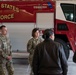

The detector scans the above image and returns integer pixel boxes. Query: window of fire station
[61,3,74,22]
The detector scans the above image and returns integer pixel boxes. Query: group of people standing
[0,25,68,75]
[27,28,68,75]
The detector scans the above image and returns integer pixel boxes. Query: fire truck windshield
[61,3,76,22]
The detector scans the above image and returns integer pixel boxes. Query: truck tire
[55,38,70,60]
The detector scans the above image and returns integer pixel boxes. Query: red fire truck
[0,0,76,59]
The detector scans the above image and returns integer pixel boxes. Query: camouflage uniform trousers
[0,61,14,75]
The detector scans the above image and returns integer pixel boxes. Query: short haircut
[42,29,54,39]
[0,25,6,30]
[32,28,39,37]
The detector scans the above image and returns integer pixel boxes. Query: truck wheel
[55,38,70,60]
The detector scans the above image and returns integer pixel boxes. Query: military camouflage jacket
[27,37,43,66]
[0,34,12,63]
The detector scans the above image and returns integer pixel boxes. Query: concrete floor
[6,51,76,75]
[67,51,76,75]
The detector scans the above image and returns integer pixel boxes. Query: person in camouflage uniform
[0,25,14,75]
[27,28,43,75]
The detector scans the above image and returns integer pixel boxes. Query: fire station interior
[0,0,76,75]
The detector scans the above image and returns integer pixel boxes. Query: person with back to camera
[32,29,68,75]
[27,28,43,75]
[0,25,14,75]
